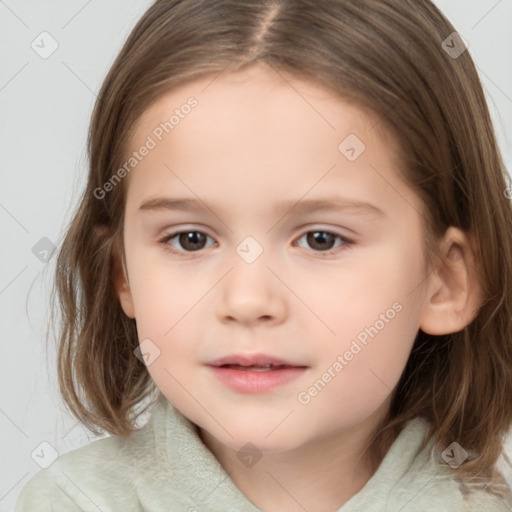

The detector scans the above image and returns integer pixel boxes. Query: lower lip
[208,366,307,393]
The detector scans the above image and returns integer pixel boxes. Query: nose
[215,255,287,327]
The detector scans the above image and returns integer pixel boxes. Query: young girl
[15,0,512,510]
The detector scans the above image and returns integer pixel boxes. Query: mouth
[208,354,306,368]
[207,354,308,393]
[216,363,294,372]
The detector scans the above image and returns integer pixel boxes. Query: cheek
[126,244,208,333]
[342,306,418,386]
[130,279,204,408]
[321,241,425,339]
[297,304,419,435]
[124,252,209,386]
[129,277,205,364]
[308,239,426,408]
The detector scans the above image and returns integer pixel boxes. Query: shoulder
[456,478,512,512]
[15,433,144,511]
[364,418,512,512]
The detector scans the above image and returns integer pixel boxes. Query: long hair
[53,0,512,497]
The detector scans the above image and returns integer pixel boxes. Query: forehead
[132,63,380,149]
[123,63,420,219]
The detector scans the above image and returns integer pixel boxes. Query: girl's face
[117,63,433,453]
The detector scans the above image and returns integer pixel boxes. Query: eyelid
[158,224,355,257]
[294,229,354,256]
[158,224,354,243]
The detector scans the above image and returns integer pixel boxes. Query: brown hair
[53,0,512,498]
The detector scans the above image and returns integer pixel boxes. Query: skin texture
[115,62,481,511]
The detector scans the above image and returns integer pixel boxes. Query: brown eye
[162,231,214,252]
[160,228,352,257]
[306,231,336,251]
[180,232,207,251]
[296,230,352,254]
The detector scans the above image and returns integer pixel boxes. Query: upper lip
[207,354,307,367]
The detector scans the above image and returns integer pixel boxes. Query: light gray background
[1,1,511,510]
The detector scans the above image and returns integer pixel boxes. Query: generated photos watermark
[297,301,403,405]
[94,96,198,200]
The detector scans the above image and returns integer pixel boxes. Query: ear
[111,234,136,319]
[419,227,482,335]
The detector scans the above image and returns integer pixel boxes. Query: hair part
[53,0,512,498]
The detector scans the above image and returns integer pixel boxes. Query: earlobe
[117,279,136,319]
[419,227,482,335]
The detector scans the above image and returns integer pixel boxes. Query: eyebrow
[138,196,385,218]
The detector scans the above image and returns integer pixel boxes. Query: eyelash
[158,228,354,258]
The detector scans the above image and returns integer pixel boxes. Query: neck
[199,409,395,512]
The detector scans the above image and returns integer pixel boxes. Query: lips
[208,354,306,369]
[219,364,288,372]
[207,354,308,393]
